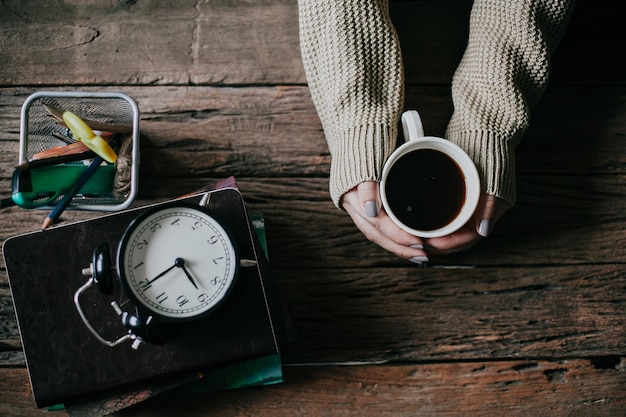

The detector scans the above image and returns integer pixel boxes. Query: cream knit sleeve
[446,0,576,206]
[298,0,404,208]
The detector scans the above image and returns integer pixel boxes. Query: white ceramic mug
[380,110,481,238]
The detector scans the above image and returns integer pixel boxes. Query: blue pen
[41,140,117,229]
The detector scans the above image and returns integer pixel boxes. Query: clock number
[121,206,236,320]
[138,279,152,291]
[156,292,169,304]
[176,295,189,307]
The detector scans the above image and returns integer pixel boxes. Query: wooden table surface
[1,0,625,416]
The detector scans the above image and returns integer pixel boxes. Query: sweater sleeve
[445,0,576,207]
[298,0,404,208]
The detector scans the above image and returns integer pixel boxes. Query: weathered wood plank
[0,0,620,87]
[0,0,623,415]
[205,176,626,268]
[0,168,624,270]
[0,182,622,365]
[0,367,51,417]
[0,0,304,86]
[0,173,624,271]
[276,264,626,363]
[3,359,625,417]
[121,360,626,417]
[1,85,624,180]
[0,0,477,87]
[3,263,624,365]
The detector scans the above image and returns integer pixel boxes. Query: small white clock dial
[118,205,238,321]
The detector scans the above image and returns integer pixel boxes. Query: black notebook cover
[4,188,281,408]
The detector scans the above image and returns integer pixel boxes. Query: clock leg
[120,310,178,346]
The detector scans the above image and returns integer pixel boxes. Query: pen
[41,139,117,229]
[41,155,105,229]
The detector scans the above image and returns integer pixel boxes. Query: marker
[62,111,117,163]
[41,139,117,229]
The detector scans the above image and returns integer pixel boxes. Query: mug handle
[401,110,425,142]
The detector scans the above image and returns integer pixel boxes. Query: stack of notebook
[3,183,292,416]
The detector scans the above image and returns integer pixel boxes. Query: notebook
[4,187,286,408]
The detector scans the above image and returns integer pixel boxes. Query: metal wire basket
[20,91,140,211]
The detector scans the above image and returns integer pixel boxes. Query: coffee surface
[384,149,466,231]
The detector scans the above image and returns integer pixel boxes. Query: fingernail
[409,256,429,266]
[410,244,424,250]
[478,219,492,237]
[364,200,378,218]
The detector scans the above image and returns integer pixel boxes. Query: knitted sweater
[298,0,576,208]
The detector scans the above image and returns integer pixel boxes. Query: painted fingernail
[364,200,378,218]
[409,256,429,265]
[410,244,424,250]
[478,219,492,237]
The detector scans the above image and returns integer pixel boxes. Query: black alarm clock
[74,196,256,349]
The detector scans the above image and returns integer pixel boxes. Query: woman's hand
[424,194,511,255]
[341,182,429,265]
[340,181,511,264]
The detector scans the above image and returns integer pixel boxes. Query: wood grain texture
[0,0,304,86]
[0,0,470,87]
[2,261,625,366]
[0,0,624,415]
[2,0,622,87]
[3,360,625,417]
[2,85,625,180]
[276,264,626,363]
[124,361,626,417]
[0,172,623,272]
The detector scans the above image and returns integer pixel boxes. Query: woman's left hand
[424,194,511,254]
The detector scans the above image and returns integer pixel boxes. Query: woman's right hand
[341,181,430,265]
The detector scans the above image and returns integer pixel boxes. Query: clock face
[117,204,238,321]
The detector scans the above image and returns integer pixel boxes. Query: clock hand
[146,263,177,285]
[181,266,199,289]
[174,258,199,289]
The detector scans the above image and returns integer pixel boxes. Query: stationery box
[20,91,140,211]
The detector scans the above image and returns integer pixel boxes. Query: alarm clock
[75,199,255,349]
[118,203,239,321]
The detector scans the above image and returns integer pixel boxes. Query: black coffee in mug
[383,149,466,231]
